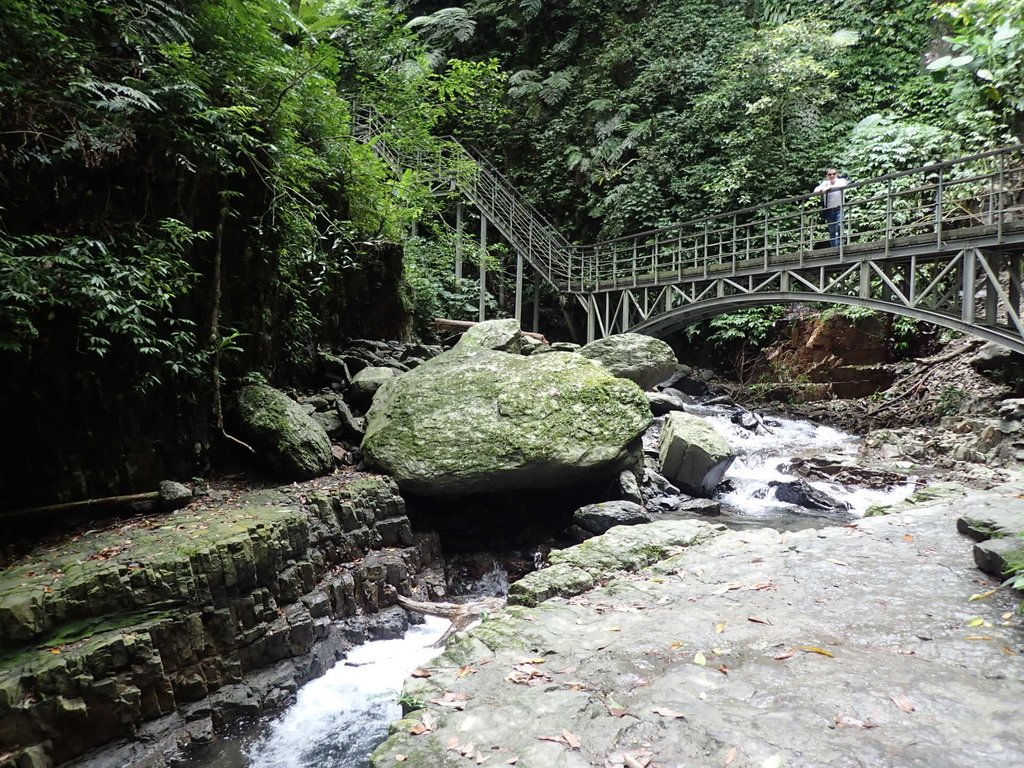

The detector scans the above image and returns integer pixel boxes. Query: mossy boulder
[455,318,524,353]
[237,384,333,480]
[659,411,735,497]
[362,345,652,495]
[349,366,400,409]
[579,333,678,390]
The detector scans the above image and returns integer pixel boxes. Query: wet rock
[579,333,678,390]
[508,520,722,606]
[573,501,651,535]
[362,341,651,495]
[768,479,851,514]
[973,537,1024,579]
[158,481,192,511]
[618,470,643,505]
[334,398,366,441]
[647,390,690,416]
[658,412,735,498]
[236,384,333,481]
[454,318,524,353]
[676,498,722,516]
[349,366,400,409]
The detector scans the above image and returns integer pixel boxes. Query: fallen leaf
[409,711,437,735]
[966,617,987,628]
[890,693,915,713]
[903,534,914,542]
[624,755,647,768]
[520,657,546,664]
[49,648,61,655]
[411,668,431,678]
[1001,646,1020,655]
[966,635,993,641]
[747,616,772,625]
[670,640,685,650]
[762,755,783,768]
[431,692,470,710]
[715,622,726,634]
[607,625,622,632]
[835,713,878,729]
[725,746,738,767]
[799,646,834,658]
[458,664,477,677]
[562,729,581,750]
[1003,611,1015,620]
[717,664,730,675]
[395,755,407,762]
[828,559,849,566]
[693,651,708,666]
[969,588,999,601]
[773,649,797,661]
[504,758,518,765]
[652,706,686,719]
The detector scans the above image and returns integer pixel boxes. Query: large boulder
[349,366,400,409]
[579,333,678,390]
[236,384,333,480]
[362,346,652,495]
[455,318,524,353]
[658,412,735,497]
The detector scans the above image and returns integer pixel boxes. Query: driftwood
[397,594,506,648]
[2,491,160,523]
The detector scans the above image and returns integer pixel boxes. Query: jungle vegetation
[0,0,1022,502]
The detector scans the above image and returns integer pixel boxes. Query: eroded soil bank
[374,481,1024,768]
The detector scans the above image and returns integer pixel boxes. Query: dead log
[397,594,506,648]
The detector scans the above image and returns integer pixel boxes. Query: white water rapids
[185,409,917,768]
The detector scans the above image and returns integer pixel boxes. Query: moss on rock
[237,384,333,480]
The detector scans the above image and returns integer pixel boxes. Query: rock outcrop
[579,333,678,390]
[0,477,443,768]
[362,344,652,495]
[236,384,333,480]
[658,412,735,497]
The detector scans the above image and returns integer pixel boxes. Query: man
[814,168,848,247]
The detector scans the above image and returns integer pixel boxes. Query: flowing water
[188,409,917,767]
[657,405,918,530]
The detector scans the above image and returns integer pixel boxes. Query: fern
[406,8,477,46]
[70,79,161,113]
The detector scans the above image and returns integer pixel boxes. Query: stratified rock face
[237,384,333,480]
[658,412,735,498]
[362,346,652,495]
[579,333,678,390]
[0,477,442,768]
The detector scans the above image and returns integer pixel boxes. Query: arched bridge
[354,110,1024,354]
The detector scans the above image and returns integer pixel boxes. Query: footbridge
[354,109,1024,354]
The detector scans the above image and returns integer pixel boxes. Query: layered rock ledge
[0,476,442,768]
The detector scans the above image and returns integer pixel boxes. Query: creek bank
[372,480,1024,768]
[0,475,446,768]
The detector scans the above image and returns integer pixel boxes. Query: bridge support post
[859,262,870,298]
[961,248,976,323]
[455,203,464,280]
[1011,255,1022,320]
[587,294,597,343]
[479,214,488,322]
[532,272,540,333]
[514,250,524,324]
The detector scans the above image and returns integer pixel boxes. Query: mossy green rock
[237,384,333,480]
[362,346,651,495]
[659,411,735,497]
[579,332,678,390]
[454,318,523,352]
[508,519,722,606]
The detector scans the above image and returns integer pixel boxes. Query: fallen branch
[398,594,506,648]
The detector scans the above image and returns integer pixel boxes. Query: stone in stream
[658,411,735,498]
[579,332,678,390]
[647,389,691,416]
[236,384,333,480]
[768,478,851,515]
[573,500,652,535]
[362,335,652,496]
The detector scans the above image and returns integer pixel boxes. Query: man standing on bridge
[814,167,848,247]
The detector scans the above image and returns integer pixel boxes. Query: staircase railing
[352,106,576,289]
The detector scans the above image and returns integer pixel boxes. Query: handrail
[353,105,1024,297]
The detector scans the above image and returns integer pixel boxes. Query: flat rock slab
[957,493,1024,579]
[374,482,1024,768]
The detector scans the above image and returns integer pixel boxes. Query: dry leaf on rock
[651,706,686,719]
[747,616,772,625]
[890,693,915,713]
[410,668,431,678]
[834,713,878,729]
[724,746,738,766]
[799,645,834,657]
[409,711,437,735]
[432,691,470,710]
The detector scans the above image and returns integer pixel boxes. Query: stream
[182,408,920,768]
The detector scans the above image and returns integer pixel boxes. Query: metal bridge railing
[580,145,1024,293]
[352,106,577,289]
